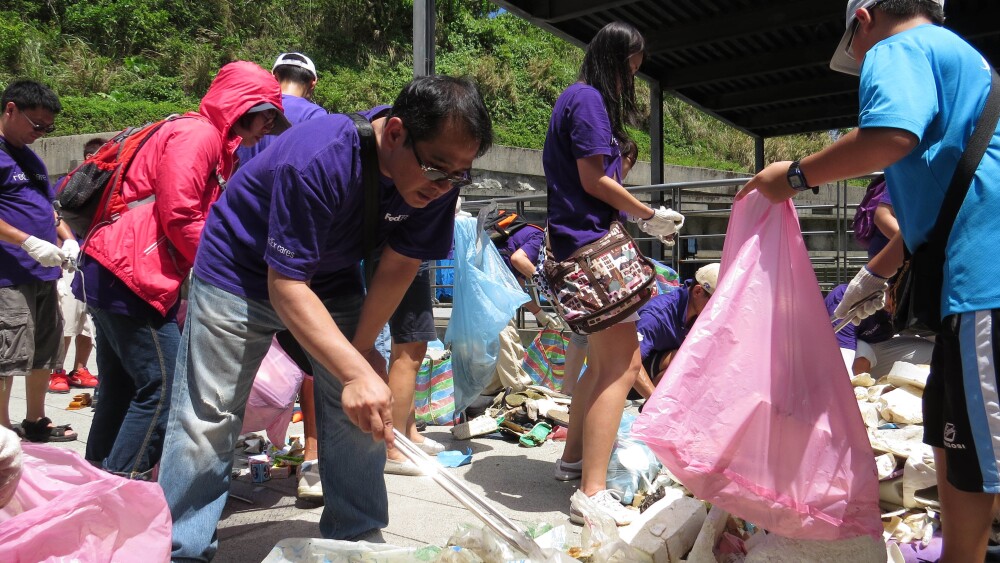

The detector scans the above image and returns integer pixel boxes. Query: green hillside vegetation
[1,0,832,172]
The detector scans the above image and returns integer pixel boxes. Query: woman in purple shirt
[542,22,684,526]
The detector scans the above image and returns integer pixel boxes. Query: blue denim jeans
[159,276,388,561]
[85,307,177,479]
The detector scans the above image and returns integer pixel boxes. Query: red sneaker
[68,367,99,389]
[48,370,70,393]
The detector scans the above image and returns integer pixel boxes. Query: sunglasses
[846,0,884,59]
[410,142,472,188]
[17,106,56,134]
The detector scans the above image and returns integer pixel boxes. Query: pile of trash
[451,386,571,447]
[851,360,942,560]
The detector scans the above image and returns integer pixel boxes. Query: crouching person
[158,75,493,561]
[78,61,289,480]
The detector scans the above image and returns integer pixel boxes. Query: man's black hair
[388,75,493,157]
[875,0,945,25]
[84,137,106,158]
[578,22,645,151]
[1,80,61,113]
[273,55,316,86]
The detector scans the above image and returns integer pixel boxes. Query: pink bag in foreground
[632,192,881,540]
[242,337,306,446]
[0,443,171,561]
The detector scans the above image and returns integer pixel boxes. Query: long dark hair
[578,22,644,149]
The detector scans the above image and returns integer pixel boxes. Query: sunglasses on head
[410,142,472,188]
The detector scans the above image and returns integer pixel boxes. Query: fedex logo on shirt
[267,237,295,258]
[12,172,28,182]
[384,213,409,223]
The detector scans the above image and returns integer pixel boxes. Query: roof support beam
[542,0,641,23]
[706,75,858,112]
[660,44,831,89]
[742,103,858,130]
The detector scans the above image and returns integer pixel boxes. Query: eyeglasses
[846,0,884,59]
[410,142,472,188]
[16,106,56,134]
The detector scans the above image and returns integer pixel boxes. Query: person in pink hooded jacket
[75,61,290,480]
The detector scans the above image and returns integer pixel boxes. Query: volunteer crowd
[1,0,998,561]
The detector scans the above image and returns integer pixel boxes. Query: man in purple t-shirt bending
[158,76,493,560]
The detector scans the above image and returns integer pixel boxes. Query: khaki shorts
[0,280,63,376]
[58,271,94,338]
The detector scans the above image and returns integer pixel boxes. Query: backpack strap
[348,112,380,286]
[0,138,50,194]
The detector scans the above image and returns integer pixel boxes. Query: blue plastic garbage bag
[606,413,662,505]
[445,210,528,413]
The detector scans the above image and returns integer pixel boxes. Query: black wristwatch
[787,160,818,194]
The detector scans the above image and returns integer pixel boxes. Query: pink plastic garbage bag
[632,192,881,540]
[0,443,171,562]
[242,337,306,446]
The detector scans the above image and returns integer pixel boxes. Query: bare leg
[562,338,587,397]
[935,447,996,562]
[563,322,640,496]
[58,336,71,370]
[0,376,11,428]
[387,341,427,462]
[632,365,655,399]
[73,335,94,372]
[301,377,318,462]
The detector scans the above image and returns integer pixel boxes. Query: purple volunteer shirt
[0,140,60,287]
[542,83,627,261]
[194,106,460,300]
[824,284,894,351]
[498,226,543,280]
[636,285,691,361]
[867,189,893,259]
[235,93,327,164]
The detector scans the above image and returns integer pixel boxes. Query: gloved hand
[636,206,685,238]
[833,266,889,325]
[0,427,22,509]
[535,309,565,331]
[61,239,80,263]
[21,235,66,268]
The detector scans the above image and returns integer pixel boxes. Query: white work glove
[61,239,80,263]
[21,235,67,268]
[0,426,21,509]
[833,266,889,325]
[635,206,685,238]
[535,309,565,331]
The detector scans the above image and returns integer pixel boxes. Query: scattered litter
[437,448,474,468]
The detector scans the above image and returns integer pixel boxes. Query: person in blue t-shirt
[824,283,932,377]
[635,263,718,392]
[158,75,493,560]
[739,1,1000,559]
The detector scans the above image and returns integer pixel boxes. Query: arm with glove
[832,231,906,325]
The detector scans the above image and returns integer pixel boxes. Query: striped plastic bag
[650,258,681,295]
[522,327,568,392]
[414,353,459,425]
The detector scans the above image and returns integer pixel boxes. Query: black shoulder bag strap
[925,68,1000,254]
[0,139,50,194]
[347,112,380,286]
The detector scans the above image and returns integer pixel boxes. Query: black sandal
[20,417,78,443]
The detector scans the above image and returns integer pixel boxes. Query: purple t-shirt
[824,284,894,350]
[194,106,459,300]
[543,83,626,261]
[636,286,691,361]
[74,257,176,320]
[498,226,543,279]
[235,93,327,164]
[0,140,60,287]
[867,189,893,259]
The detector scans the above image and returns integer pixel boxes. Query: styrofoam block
[874,453,897,480]
[878,386,923,424]
[685,506,730,563]
[866,384,891,402]
[887,362,930,390]
[620,494,706,563]
[868,425,925,459]
[744,533,886,563]
[858,402,881,428]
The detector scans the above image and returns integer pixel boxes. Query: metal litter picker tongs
[832,290,884,333]
[392,429,548,560]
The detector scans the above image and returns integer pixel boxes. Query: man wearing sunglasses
[0,80,80,443]
[739,1,1000,560]
[159,75,493,560]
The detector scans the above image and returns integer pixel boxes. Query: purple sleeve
[387,190,459,260]
[517,229,544,265]
[265,161,347,281]
[824,285,857,351]
[568,87,614,161]
[878,188,893,207]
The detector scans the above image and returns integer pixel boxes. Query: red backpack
[56,115,184,238]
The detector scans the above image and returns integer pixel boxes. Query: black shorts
[389,261,435,344]
[923,310,1000,494]
[642,349,671,379]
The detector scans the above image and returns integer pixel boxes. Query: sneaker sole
[554,471,582,481]
[297,488,324,502]
[47,389,70,394]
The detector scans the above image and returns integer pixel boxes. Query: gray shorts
[0,280,64,376]
[389,262,436,344]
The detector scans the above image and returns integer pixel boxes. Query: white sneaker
[414,437,445,456]
[569,489,636,526]
[384,458,427,476]
[297,460,323,502]
[553,458,582,481]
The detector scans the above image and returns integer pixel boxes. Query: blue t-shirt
[497,226,543,280]
[0,140,60,287]
[859,24,1000,316]
[194,106,460,300]
[235,93,327,164]
[824,284,894,351]
[636,286,691,361]
[867,189,893,259]
[543,83,626,261]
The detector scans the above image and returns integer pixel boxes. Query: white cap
[830,0,944,75]
[695,263,720,295]
[272,52,317,80]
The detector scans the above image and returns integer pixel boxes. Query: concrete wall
[33,131,119,179]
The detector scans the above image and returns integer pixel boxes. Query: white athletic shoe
[297,460,323,502]
[569,489,636,526]
[384,458,427,476]
[415,437,446,456]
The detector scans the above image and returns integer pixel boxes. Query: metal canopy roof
[490,0,1000,138]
